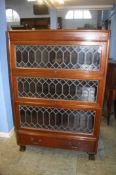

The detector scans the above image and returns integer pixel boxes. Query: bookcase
[8,30,110,160]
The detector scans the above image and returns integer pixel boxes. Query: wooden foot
[107,91,113,125]
[107,117,110,126]
[19,145,26,152]
[114,100,116,119]
[88,153,95,160]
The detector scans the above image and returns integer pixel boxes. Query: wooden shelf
[20,17,62,29]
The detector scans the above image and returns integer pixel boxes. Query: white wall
[57,10,98,29]
[5,0,50,18]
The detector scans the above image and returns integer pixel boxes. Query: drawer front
[15,45,101,71]
[18,105,96,135]
[17,77,98,102]
[17,132,96,153]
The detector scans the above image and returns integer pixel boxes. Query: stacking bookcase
[8,30,110,160]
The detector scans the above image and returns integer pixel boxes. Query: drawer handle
[31,138,43,144]
[68,142,80,149]
[71,146,79,149]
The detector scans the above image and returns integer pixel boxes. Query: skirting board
[0,127,14,138]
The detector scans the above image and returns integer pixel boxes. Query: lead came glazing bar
[17,77,98,102]
[20,105,95,134]
[16,45,101,71]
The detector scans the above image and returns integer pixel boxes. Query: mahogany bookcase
[8,30,110,160]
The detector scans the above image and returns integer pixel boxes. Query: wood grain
[8,30,110,157]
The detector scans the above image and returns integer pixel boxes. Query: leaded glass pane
[20,105,95,134]
[16,45,101,71]
[17,77,98,102]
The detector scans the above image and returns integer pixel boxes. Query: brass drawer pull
[71,146,79,149]
[31,138,43,144]
[68,141,80,149]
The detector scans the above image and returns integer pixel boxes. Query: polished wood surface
[8,30,110,160]
[106,60,116,125]
[8,30,110,42]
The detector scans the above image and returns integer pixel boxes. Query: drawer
[17,132,96,153]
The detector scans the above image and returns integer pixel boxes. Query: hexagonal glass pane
[79,52,85,65]
[32,110,37,125]
[64,51,70,65]
[71,51,78,65]
[36,50,41,65]
[43,50,48,65]
[30,82,36,94]
[57,50,63,64]
[63,84,69,96]
[56,112,62,127]
[29,50,35,65]
[43,82,48,95]
[86,52,93,65]
[20,109,25,124]
[16,50,21,64]
[37,82,42,94]
[37,111,43,125]
[49,112,55,127]
[56,83,62,95]
[18,80,23,96]
[50,51,55,64]
[24,81,29,94]
[50,83,55,95]
[25,110,31,125]
[94,52,100,67]
[22,50,28,64]
[44,111,49,126]
[70,84,76,97]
